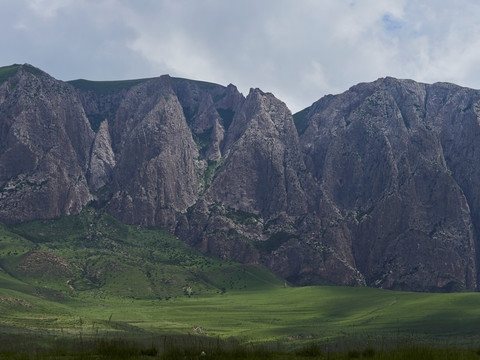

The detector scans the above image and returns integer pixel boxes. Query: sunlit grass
[3,277,480,346]
[2,209,480,357]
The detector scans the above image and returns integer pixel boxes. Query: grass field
[2,209,480,358]
[3,280,480,342]
[3,278,480,358]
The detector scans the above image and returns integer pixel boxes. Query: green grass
[3,274,480,345]
[0,64,20,85]
[3,282,480,358]
[68,78,154,94]
[254,231,297,252]
[3,210,480,357]
[68,76,221,96]
[171,77,223,91]
[0,208,282,299]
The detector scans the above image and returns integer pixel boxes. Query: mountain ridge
[1,63,479,292]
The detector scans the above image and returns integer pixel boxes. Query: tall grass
[2,334,480,360]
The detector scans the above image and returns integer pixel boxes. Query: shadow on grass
[2,334,480,359]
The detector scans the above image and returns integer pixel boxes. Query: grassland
[67,76,221,95]
[3,276,480,358]
[3,276,480,344]
[68,78,154,94]
[0,64,20,85]
[2,209,480,358]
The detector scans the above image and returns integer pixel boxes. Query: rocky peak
[171,77,244,160]
[298,77,479,291]
[0,64,93,223]
[1,64,480,292]
[106,76,202,227]
[88,119,115,192]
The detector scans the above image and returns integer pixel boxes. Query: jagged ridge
[1,64,480,292]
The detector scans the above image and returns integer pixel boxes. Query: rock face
[1,64,480,292]
[298,78,479,291]
[0,65,93,223]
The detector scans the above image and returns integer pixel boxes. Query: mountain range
[1,63,480,292]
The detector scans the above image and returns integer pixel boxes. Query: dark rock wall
[0,65,93,223]
[1,64,479,291]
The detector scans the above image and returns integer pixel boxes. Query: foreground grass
[3,273,480,358]
[3,281,480,346]
[2,210,480,357]
[2,338,480,359]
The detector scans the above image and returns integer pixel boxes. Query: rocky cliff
[1,64,479,292]
[0,65,93,223]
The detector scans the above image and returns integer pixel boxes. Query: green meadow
[3,275,480,343]
[2,209,480,358]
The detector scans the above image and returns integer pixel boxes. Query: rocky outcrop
[0,65,93,223]
[298,78,479,291]
[107,76,202,228]
[88,119,115,191]
[1,64,480,292]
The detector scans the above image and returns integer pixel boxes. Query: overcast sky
[2,0,480,112]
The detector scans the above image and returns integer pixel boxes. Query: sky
[2,0,480,112]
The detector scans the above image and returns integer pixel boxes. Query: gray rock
[0,64,93,222]
[88,119,115,191]
[1,64,479,292]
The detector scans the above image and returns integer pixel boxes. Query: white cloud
[27,0,74,18]
[2,0,480,111]
[129,32,224,82]
[120,0,412,109]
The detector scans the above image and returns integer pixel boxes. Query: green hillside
[68,78,154,94]
[0,64,20,85]
[2,210,480,358]
[0,208,282,300]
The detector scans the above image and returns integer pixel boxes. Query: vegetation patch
[68,78,153,94]
[172,77,221,91]
[0,64,20,86]
[194,128,213,156]
[225,208,259,226]
[22,64,44,77]
[204,159,219,187]
[1,208,281,299]
[254,231,297,252]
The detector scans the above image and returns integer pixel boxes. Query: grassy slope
[67,78,154,94]
[3,268,480,346]
[0,64,20,85]
[1,208,282,298]
[67,76,221,95]
[2,210,480,351]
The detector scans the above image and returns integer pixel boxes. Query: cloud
[122,0,409,110]
[27,0,74,18]
[2,0,480,112]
